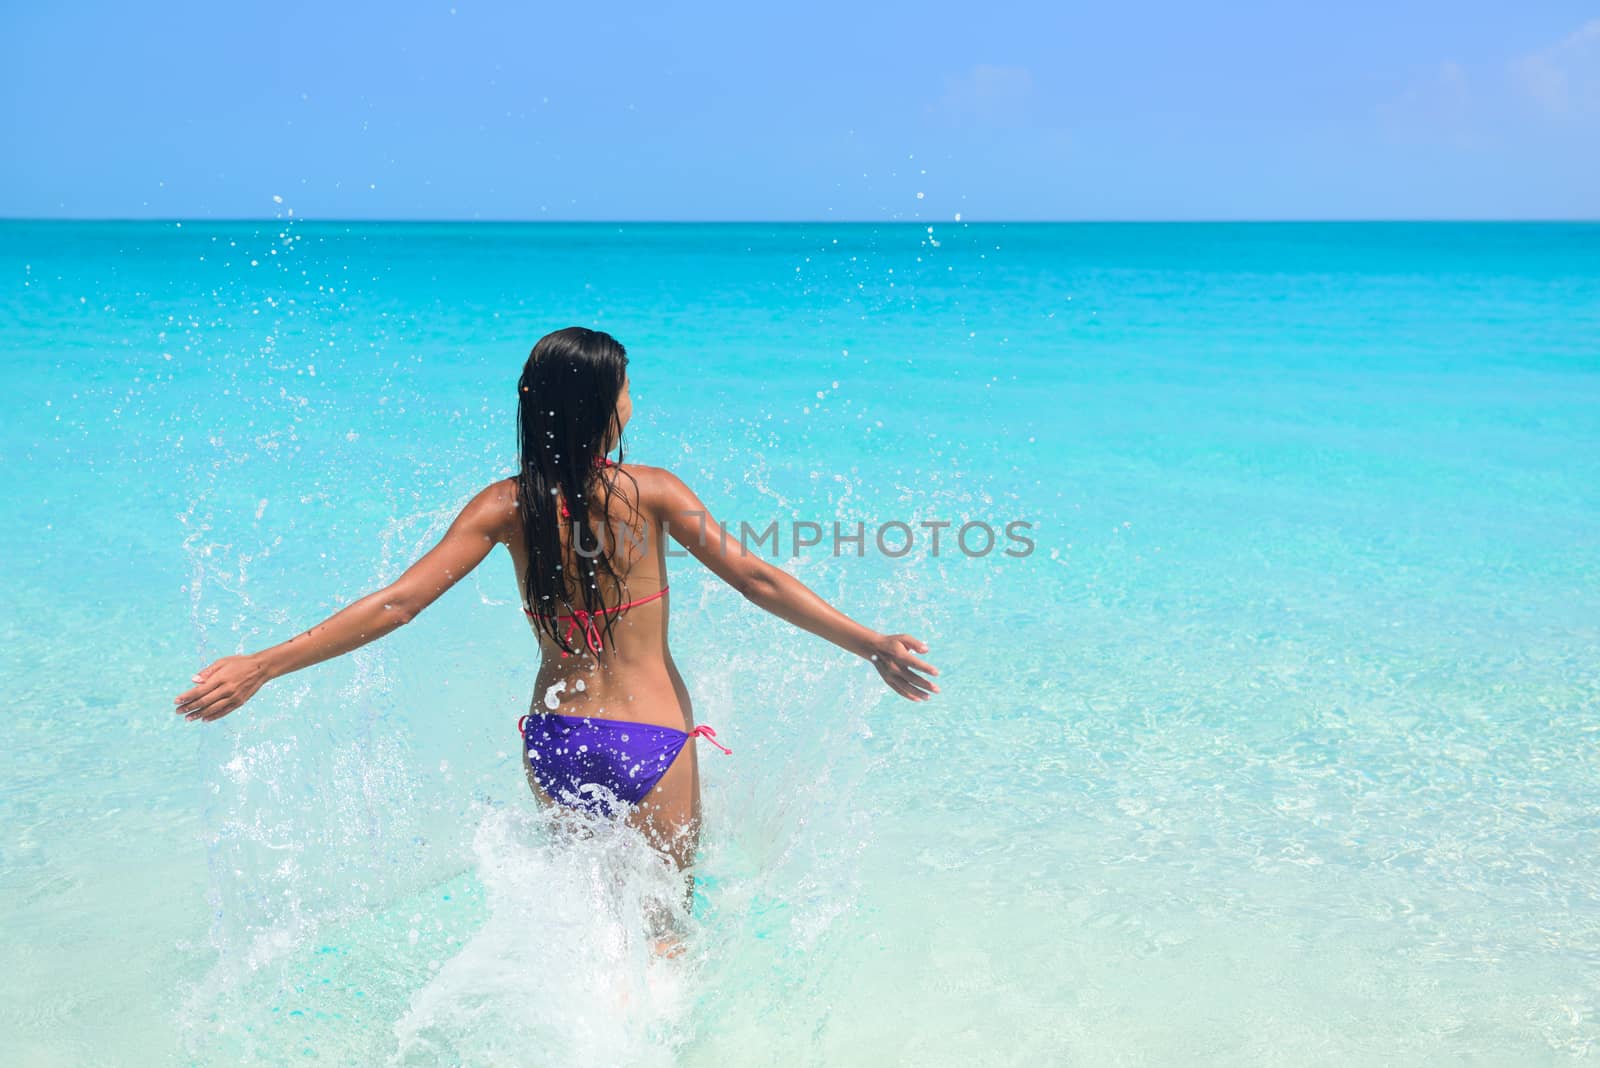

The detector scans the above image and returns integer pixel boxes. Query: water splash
[392,806,698,1066]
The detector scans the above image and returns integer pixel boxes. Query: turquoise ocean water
[2,220,1598,1064]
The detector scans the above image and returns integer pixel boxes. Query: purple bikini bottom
[518,713,731,815]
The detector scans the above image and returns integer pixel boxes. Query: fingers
[179,697,227,721]
[175,677,245,720]
[884,673,924,701]
[890,647,940,696]
[174,683,215,707]
[890,635,939,676]
[873,634,941,701]
[893,665,939,698]
[879,662,936,701]
[180,689,238,721]
[175,660,227,707]
[196,700,238,722]
[175,656,261,722]
[175,677,225,714]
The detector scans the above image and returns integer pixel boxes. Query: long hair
[516,326,637,655]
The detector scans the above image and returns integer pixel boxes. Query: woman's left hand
[867,632,941,702]
[174,654,271,722]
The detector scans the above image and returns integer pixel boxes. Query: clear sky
[2,1,1597,221]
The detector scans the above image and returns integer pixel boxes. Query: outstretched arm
[649,468,939,702]
[174,480,516,722]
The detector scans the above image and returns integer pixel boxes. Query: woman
[174,326,939,881]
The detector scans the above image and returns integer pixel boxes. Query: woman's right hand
[174,653,273,722]
[867,633,940,702]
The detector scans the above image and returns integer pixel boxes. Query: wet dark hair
[516,326,637,655]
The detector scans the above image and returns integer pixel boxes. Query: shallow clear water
[2,220,1598,1065]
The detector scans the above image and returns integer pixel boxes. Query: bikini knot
[689,724,732,755]
[565,610,604,655]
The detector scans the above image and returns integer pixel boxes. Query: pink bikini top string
[522,586,670,657]
[563,608,605,657]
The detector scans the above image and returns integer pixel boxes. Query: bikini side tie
[516,716,733,755]
[689,724,732,754]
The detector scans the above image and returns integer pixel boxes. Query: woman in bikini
[173,326,939,882]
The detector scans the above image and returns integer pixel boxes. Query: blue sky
[2,1,1597,220]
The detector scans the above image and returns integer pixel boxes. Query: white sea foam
[390,807,696,1066]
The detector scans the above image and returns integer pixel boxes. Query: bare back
[501,464,704,861]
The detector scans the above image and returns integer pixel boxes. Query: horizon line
[2,215,1597,226]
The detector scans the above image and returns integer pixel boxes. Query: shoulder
[458,478,520,543]
[611,463,697,514]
